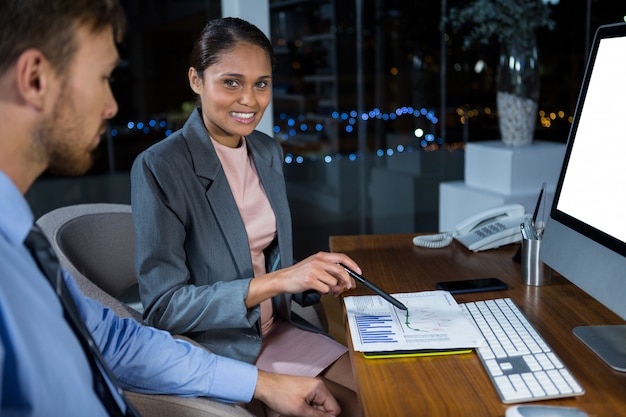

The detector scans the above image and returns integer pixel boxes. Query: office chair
[36,203,254,417]
[36,202,328,325]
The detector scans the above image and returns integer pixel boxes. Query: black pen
[339,263,408,310]
[532,182,546,225]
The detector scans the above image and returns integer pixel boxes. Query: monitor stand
[573,325,626,372]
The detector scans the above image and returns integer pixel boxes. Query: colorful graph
[404,302,453,333]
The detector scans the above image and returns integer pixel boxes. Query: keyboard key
[500,362,513,371]
[547,352,564,368]
[536,353,555,370]
[521,372,546,397]
[494,376,529,401]
[535,371,560,396]
[508,374,532,400]
[478,346,495,360]
[523,355,542,371]
[547,369,573,394]
[560,369,584,393]
[485,359,503,376]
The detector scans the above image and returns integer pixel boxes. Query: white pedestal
[439,140,566,232]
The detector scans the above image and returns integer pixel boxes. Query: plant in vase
[446,0,556,146]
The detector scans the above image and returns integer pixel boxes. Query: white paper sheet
[344,290,484,352]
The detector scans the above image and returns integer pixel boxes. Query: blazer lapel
[182,109,253,278]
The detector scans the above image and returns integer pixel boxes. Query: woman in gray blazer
[131,17,361,417]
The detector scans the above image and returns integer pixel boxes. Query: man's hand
[254,371,341,417]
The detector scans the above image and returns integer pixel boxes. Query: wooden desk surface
[329,234,626,417]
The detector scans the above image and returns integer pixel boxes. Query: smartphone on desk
[436,277,508,294]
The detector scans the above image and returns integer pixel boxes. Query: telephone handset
[413,203,528,251]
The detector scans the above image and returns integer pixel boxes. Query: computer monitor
[540,22,626,372]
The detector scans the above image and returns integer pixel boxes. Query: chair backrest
[36,203,141,320]
[36,203,258,417]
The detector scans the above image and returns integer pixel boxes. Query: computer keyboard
[460,298,585,404]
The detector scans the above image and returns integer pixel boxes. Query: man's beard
[36,86,101,176]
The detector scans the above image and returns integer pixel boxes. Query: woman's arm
[245,251,359,308]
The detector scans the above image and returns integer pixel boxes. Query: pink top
[212,136,276,333]
[212,136,346,377]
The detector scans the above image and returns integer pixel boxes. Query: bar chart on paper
[354,314,397,344]
[344,291,485,353]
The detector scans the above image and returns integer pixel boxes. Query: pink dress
[212,137,346,377]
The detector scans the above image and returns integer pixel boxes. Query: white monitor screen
[554,35,626,255]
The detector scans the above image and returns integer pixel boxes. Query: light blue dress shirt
[0,171,257,415]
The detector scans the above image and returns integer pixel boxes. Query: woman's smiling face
[189,42,272,148]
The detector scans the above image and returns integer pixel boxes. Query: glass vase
[496,35,540,146]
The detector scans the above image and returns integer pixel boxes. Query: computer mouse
[506,405,589,417]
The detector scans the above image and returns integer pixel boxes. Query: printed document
[344,290,484,352]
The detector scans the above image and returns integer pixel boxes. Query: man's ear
[15,49,51,110]
[188,67,203,95]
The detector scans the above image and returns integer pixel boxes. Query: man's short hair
[0,0,126,76]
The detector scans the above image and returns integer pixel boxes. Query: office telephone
[413,203,527,251]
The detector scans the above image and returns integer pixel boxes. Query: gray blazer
[130,108,321,363]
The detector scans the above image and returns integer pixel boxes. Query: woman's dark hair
[190,17,274,77]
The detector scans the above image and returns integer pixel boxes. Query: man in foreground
[0,1,341,416]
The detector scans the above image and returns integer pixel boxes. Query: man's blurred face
[38,25,119,175]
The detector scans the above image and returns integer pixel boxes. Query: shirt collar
[0,170,34,246]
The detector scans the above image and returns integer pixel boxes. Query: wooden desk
[329,234,626,417]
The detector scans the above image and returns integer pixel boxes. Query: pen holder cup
[521,237,552,286]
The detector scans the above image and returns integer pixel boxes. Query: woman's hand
[246,252,360,307]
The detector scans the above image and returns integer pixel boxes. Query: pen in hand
[339,263,408,310]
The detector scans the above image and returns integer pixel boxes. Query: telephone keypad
[476,222,507,238]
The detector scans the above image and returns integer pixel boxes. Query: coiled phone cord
[412,232,455,249]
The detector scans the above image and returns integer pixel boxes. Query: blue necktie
[24,225,140,417]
